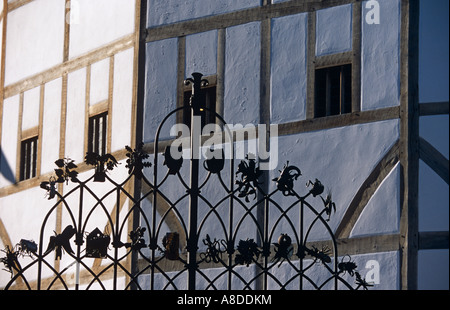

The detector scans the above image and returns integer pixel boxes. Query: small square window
[183,85,217,129]
[20,136,38,181]
[88,112,108,156]
[315,64,352,118]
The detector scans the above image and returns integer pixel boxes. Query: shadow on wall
[0,147,16,184]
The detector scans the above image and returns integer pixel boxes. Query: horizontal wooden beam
[419,101,449,116]
[279,106,400,136]
[146,0,356,42]
[419,231,449,250]
[3,34,135,99]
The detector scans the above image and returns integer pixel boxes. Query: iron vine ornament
[1,73,372,290]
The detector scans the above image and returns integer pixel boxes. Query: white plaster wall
[90,58,110,106]
[270,13,308,123]
[0,186,57,284]
[69,0,135,58]
[111,48,134,152]
[4,0,65,85]
[144,38,178,142]
[147,0,261,27]
[41,78,62,175]
[22,86,41,131]
[350,163,401,237]
[185,30,218,78]
[0,95,19,187]
[316,4,353,56]
[137,251,399,290]
[269,119,400,240]
[0,19,3,80]
[361,0,401,110]
[224,22,261,125]
[65,68,86,164]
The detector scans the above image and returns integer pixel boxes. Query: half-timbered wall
[0,0,448,290]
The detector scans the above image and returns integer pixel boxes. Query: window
[88,112,108,156]
[20,136,38,181]
[183,85,217,129]
[315,64,352,118]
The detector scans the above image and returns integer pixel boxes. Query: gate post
[185,73,207,290]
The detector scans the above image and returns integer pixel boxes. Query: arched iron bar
[204,264,255,290]
[35,184,81,289]
[159,263,188,290]
[3,260,34,290]
[317,273,353,290]
[84,261,113,290]
[265,195,304,248]
[198,171,212,191]
[196,193,230,245]
[153,191,189,238]
[230,193,270,247]
[299,272,321,290]
[79,182,118,238]
[242,263,288,290]
[37,257,71,290]
[300,198,339,289]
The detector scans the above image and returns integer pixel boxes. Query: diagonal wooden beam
[335,141,400,239]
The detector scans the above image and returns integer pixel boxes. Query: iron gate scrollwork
[1,73,372,290]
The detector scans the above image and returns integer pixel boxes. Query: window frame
[182,84,217,130]
[87,111,108,156]
[314,63,352,118]
[19,135,38,181]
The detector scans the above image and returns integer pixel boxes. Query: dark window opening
[88,112,108,156]
[183,86,217,130]
[20,136,38,181]
[315,64,352,118]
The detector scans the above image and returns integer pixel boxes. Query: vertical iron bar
[263,194,269,290]
[75,184,84,290]
[227,141,234,290]
[187,73,204,290]
[299,200,304,290]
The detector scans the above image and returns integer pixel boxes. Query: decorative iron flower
[235,154,262,202]
[272,162,301,196]
[235,238,261,266]
[125,142,152,178]
[84,152,119,182]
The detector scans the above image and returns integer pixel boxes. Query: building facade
[0,0,448,290]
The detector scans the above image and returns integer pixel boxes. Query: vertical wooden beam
[15,92,23,181]
[256,17,271,291]
[83,64,91,155]
[36,84,44,177]
[176,35,186,125]
[216,28,226,120]
[130,0,147,290]
[351,1,362,113]
[64,0,71,62]
[399,0,420,290]
[107,56,114,154]
[306,10,316,119]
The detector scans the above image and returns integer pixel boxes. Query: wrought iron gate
[1,73,372,290]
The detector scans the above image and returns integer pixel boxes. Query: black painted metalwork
[1,73,370,290]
